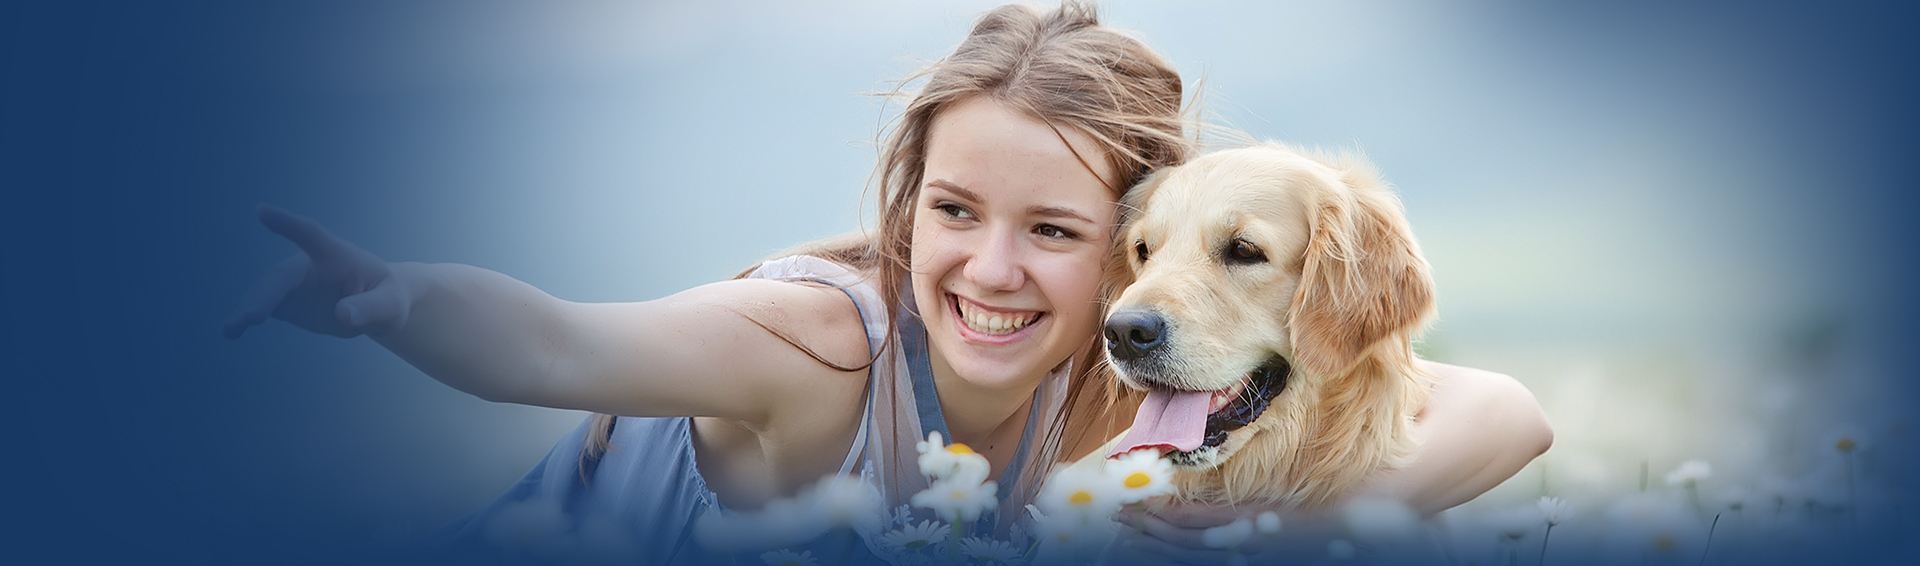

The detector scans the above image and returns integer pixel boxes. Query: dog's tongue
[1108,389,1213,458]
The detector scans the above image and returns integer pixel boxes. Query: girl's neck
[935,372,1036,480]
[927,358,1044,456]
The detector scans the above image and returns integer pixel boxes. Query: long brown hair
[584,0,1192,484]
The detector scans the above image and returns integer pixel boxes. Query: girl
[226,3,1548,564]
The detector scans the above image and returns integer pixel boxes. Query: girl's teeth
[957,299,1036,335]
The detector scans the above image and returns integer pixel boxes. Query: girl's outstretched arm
[224,206,870,426]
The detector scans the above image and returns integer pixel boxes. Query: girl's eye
[1035,224,1078,240]
[935,203,974,220]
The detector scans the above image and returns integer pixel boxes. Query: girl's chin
[941,358,1050,391]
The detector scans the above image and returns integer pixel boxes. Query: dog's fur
[1100,143,1435,511]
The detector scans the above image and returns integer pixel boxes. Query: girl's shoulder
[725,255,887,372]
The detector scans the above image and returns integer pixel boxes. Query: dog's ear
[1286,165,1435,377]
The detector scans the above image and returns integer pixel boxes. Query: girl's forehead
[921,101,1117,217]
[925,98,1117,191]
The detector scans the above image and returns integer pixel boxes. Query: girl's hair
[584,0,1191,489]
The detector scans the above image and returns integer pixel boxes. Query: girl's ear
[1285,172,1435,377]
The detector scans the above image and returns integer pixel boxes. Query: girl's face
[911,96,1118,395]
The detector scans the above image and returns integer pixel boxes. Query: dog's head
[1103,144,1434,470]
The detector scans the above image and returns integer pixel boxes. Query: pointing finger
[258,204,349,261]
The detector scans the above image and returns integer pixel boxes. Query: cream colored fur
[1096,143,1436,511]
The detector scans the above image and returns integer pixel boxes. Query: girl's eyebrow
[1030,205,1095,225]
[926,179,1096,225]
[925,179,979,201]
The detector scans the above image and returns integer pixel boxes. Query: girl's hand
[223,205,414,339]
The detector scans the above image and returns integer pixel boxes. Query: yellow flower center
[1069,491,1093,505]
[948,443,975,455]
[1125,472,1152,489]
[1837,438,1857,451]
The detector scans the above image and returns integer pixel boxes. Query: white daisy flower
[1537,496,1574,527]
[917,431,991,484]
[1009,522,1033,549]
[1201,517,1255,549]
[1035,464,1122,522]
[911,475,1000,523]
[760,549,821,566]
[1663,460,1711,487]
[1255,511,1283,535]
[758,496,833,548]
[1105,449,1177,504]
[875,520,950,553]
[805,474,885,533]
[960,537,1025,566]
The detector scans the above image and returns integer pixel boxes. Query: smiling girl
[226,2,1547,563]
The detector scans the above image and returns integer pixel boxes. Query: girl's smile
[948,292,1045,343]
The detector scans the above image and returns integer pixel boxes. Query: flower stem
[1538,524,1554,566]
[946,514,962,565]
[1844,450,1858,535]
[1696,512,1720,566]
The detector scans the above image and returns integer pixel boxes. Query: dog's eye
[1225,238,1266,265]
[1134,240,1149,263]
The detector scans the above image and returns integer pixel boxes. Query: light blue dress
[440,256,1071,565]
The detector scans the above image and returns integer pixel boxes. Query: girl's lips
[947,293,1045,344]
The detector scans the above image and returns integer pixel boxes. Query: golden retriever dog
[1097,143,1434,511]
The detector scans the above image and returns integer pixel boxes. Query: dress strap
[896,287,1042,510]
[840,376,874,477]
[896,298,950,444]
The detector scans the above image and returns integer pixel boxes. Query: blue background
[5,1,1917,563]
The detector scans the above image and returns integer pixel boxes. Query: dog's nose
[1104,309,1168,362]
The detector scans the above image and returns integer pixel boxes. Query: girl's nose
[963,229,1026,292]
